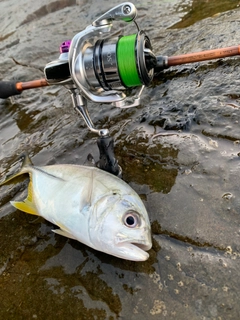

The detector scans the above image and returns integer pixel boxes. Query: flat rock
[0,1,240,319]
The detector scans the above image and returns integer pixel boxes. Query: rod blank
[167,45,240,66]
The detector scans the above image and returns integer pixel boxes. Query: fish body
[0,155,152,261]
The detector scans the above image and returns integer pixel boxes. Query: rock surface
[1,0,240,319]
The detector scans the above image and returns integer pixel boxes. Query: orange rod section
[167,45,240,66]
[16,79,49,91]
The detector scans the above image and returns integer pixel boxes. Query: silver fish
[0,155,152,261]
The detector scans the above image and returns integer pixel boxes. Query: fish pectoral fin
[52,229,77,240]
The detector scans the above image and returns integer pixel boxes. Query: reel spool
[84,31,155,91]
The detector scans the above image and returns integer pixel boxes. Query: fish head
[89,192,152,261]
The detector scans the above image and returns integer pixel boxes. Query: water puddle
[171,0,240,28]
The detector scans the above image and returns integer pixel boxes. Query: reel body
[43,2,154,176]
[44,2,156,109]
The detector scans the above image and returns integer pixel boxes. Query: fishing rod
[1,44,239,98]
[0,2,239,176]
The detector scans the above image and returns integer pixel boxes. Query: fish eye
[123,211,140,228]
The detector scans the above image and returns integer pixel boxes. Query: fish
[0,154,152,261]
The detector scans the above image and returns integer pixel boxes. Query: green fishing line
[117,34,142,88]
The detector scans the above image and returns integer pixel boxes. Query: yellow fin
[26,179,33,202]
[11,200,39,215]
[10,180,39,216]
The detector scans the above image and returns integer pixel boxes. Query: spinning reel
[44,3,155,108]
[44,2,156,176]
[1,2,240,176]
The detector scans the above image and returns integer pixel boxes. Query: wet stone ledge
[0,0,240,319]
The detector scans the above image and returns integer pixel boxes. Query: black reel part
[96,134,122,178]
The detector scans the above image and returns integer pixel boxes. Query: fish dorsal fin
[21,152,33,167]
[0,153,32,186]
[10,180,39,216]
[52,228,77,240]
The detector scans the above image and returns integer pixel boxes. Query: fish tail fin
[1,153,39,216]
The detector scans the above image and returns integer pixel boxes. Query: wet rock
[1,0,240,319]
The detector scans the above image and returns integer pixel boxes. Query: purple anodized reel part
[60,40,71,53]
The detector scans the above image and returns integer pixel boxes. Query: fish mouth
[131,242,152,252]
[118,241,152,261]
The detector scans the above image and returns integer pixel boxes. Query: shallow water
[1,0,240,319]
[171,0,240,28]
